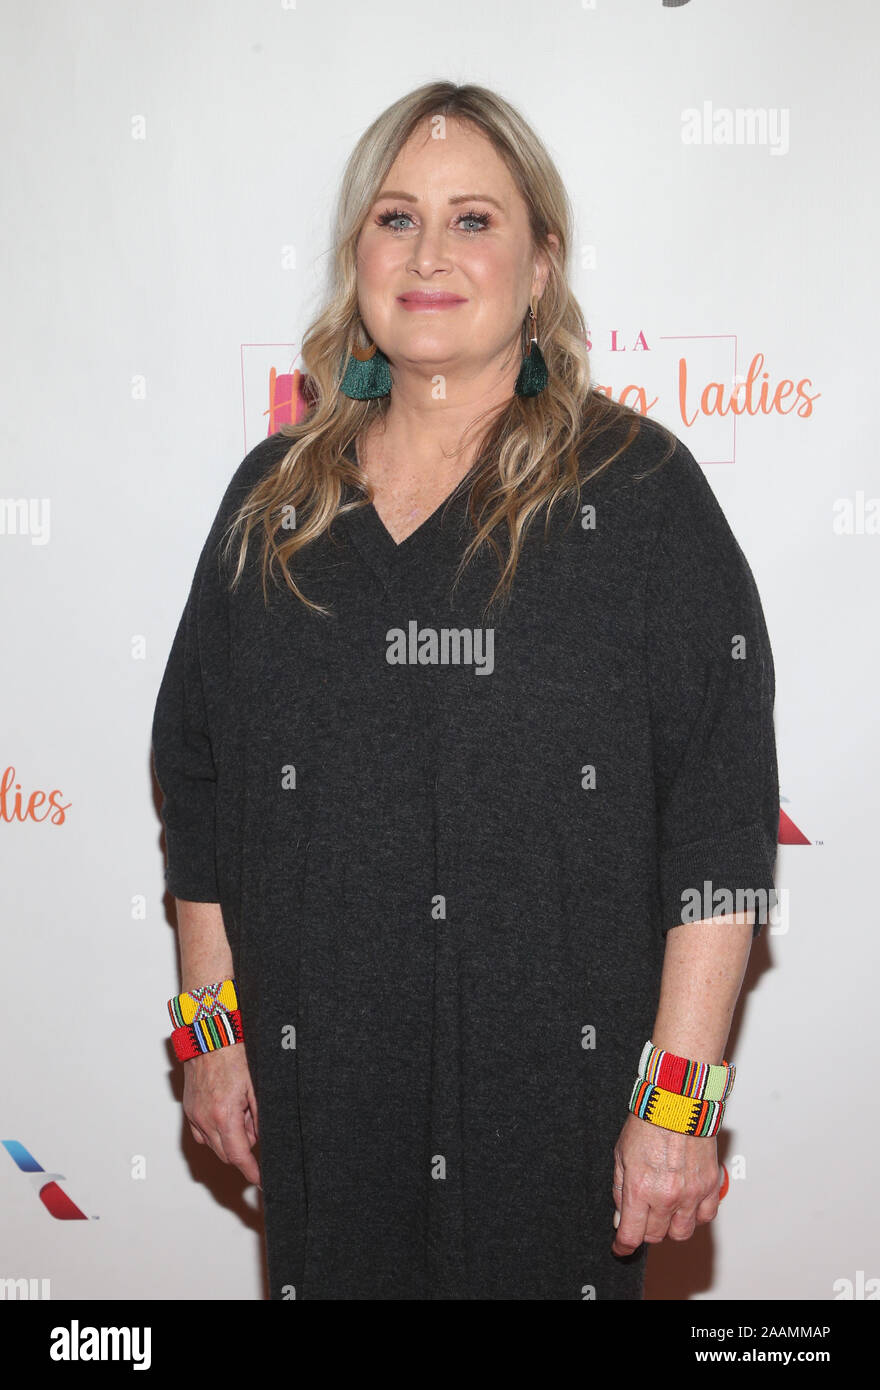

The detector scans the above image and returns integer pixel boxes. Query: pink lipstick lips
[397,291,467,311]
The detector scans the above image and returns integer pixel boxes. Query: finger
[611,1155,625,1229]
[213,1123,261,1188]
[189,1123,207,1145]
[612,1187,650,1256]
[666,1203,699,1241]
[693,1164,724,1224]
[228,1146,261,1188]
[642,1202,675,1245]
[191,1118,237,1176]
[695,1188,721,1224]
[243,1109,257,1146]
[201,1123,233,1166]
[642,1168,695,1244]
[611,1155,624,1207]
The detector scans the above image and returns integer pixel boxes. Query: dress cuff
[659,822,777,937]
[164,857,219,903]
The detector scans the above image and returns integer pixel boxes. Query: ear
[532,232,560,301]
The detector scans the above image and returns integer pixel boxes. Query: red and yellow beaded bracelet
[170,1008,244,1062]
[628,1078,725,1137]
[638,1039,735,1103]
[167,978,238,1029]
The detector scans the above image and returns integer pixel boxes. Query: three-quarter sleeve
[150,438,279,901]
[644,444,780,937]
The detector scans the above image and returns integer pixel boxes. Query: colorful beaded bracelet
[638,1039,735,1103]
[167,978,238,1029]
[628,1078,725,1137]
[171,1008,244,1062]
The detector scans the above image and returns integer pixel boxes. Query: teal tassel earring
[514,300,548,397]
[339,330,392,399]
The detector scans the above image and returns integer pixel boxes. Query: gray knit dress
[151,408,779,1300]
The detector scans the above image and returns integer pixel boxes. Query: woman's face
[356,117,555,384]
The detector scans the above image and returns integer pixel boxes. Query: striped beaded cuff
[629,1078,725,1136]
[171,1008,243,1062]
[638,1039,735,1103]
[167,979,238,1029]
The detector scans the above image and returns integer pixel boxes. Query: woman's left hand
[611,1112,721,1255]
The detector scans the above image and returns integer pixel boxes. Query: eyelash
[375,208,493,235]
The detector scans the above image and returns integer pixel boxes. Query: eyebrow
[375,189,506,212]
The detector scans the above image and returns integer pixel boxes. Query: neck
[365,352,520,480]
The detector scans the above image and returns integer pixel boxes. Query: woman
[151,81,779,1301]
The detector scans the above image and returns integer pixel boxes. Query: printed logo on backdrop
[1,1140,91,1219]
[778,795,811,846]
[241,351,312,451]
[0,766,71,825]
[575,329,819,465]
[241,338,820,469]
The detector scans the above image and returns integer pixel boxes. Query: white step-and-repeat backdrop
[2,0,877,1300]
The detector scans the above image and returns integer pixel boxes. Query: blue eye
[376,209,415,231]
[456,211,492,233]
[375,208,493,234]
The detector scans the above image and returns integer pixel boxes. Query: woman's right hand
[182,1043,261,1188]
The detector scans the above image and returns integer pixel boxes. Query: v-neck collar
[338,437,474,590]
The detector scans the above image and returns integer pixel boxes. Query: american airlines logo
[2,1140,90,1219]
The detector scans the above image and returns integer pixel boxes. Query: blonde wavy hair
[221,80,677,618]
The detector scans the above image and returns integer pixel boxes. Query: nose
[405,219,454,277]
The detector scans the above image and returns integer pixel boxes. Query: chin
[394,341,464,366]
